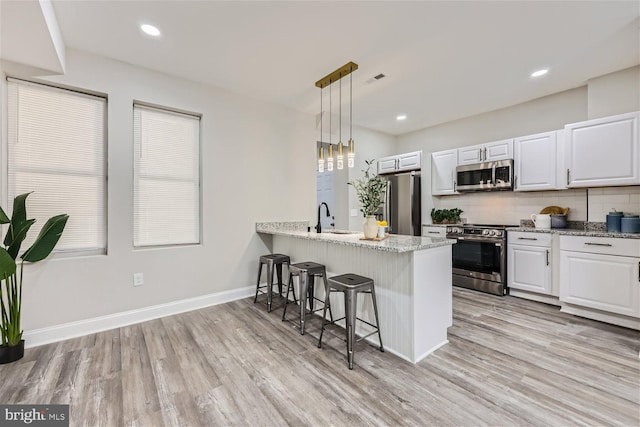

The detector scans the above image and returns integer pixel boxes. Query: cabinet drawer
[508,231,552,247]
[559,236,640,257]
[423,225,446,237]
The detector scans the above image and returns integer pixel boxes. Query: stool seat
[282,261,333,335]
[318,273,384,370]
[254,253,291,312]
[327,273,373,290]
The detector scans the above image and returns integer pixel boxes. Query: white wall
[587,66,640,119]
[1,49,319,331]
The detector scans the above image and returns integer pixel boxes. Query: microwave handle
[491,164,496,186]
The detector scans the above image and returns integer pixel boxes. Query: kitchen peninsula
[256,221,456,363]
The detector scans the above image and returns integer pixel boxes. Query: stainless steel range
[446,224,513,296]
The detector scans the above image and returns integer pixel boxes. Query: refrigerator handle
[385,180,391,232]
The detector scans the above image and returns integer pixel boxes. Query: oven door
[450,236,505,284]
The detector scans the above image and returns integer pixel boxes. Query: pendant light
[327,79,334,171]
[348,68,355,168]
[318,85,324,172]
[315,62,358,172]
[337,75,344,170]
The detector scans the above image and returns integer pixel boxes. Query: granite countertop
[256,221,456,253]
[507,227,640,239]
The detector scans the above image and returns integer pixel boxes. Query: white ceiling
[20,1,640,135]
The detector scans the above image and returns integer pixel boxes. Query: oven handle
[450,236,504,244]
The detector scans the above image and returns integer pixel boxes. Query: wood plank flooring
[1,288,638,426]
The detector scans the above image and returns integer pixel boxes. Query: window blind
[133,104,200,247]
[7,79,107,254]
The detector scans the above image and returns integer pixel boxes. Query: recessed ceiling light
[141,24,161,37]
[530,68,549,78]
[397,115,407,121]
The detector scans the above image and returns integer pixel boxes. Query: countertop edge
[507,227,640,239]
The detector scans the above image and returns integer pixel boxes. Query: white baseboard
[23,286,255,349]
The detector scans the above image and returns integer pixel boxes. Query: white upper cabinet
[431,149,458,195]
[564,111,639,188]
[514,130,563,191]
[378,156,399,174]
[378,151,421,174]
[457,139,513,165]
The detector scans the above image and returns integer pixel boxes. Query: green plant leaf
[0,207,9,225]
[0,249,16,278]
[6,219,36,260]
[3,192,32,248]
[21,214,69,263]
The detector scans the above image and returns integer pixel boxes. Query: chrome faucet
[316,202,331,233]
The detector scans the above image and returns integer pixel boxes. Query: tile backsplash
[434,186,640,225]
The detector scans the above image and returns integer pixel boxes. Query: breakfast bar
[256,221,456,363]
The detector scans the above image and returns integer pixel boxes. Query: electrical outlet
[133,273,144,287]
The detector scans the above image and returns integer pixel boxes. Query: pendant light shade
[315,62,358,172]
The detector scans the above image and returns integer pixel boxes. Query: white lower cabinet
[508,232,553,295]
[559,236,640,319]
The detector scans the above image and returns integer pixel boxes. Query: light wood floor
[1,288,638,427]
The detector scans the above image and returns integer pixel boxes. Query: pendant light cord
[320,86,323,144]
[350,70,353,139]
[339,75,342,142]
[329,79,332,145]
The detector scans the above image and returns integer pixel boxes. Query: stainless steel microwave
[455,159,514,192]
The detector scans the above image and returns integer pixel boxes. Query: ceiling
[9,1,640,135]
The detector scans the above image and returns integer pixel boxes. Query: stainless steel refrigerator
[381,171,421,236]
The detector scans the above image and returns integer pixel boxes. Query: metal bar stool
[282,262,333,335]
[254,253,290,312]
[318,273,384,370]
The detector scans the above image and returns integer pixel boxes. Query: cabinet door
[508,244,552,294]
[378,156,398,174]
[431,149,458,195]
[457,144,483,165]
[484,139,514,162]
[514,131,557,191]
[560,250,640,318]
[565,111,639,187]
[398,151,421,171]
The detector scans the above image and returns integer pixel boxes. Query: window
[7,78,107,254]
[133,104,200,247]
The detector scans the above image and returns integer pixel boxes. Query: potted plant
[0,193,68,364]
[431,208,463,224]
[348,160,387,239]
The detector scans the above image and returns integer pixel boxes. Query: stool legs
[254,259,288,312]
[370,288,384,352]
[345,289,358,370]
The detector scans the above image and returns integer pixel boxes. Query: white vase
[363,216,378,239]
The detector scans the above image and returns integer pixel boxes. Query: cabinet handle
[426,231,441,235]
[566,168,570,185]
[453,180,457,192]
[518,237,538,240]
[514,175,518,189]
[584,242,613,247]
[479,148,483,161]
[546,249,549,266]
[483,147,487,161]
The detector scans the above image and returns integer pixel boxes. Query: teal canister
[621,215,640,233]
[606,211,623,232]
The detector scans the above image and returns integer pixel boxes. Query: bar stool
[282,262,333,335]
[254,254,290,312]
[318,273,384,370]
